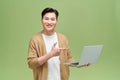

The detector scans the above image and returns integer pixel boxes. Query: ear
[40,18,43,23]
[56,19,58,23]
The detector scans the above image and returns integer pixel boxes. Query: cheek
[53,21,57,25]
[42,21,47,25]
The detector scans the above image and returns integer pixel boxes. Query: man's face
[41,12,57,33]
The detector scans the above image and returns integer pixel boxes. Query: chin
[46,28,54,31]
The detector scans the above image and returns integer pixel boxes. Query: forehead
[43,12,56,18]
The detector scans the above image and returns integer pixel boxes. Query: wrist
[48,52,53,58]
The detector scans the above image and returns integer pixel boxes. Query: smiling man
[41,9,57,35]
[27,7,74,80]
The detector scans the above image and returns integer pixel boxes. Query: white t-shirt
[42,32,61,80]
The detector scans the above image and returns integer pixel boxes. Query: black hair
[41,7,59,19]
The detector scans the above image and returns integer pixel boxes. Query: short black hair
[41,7,59,19]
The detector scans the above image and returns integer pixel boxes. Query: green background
[0,0,120,80]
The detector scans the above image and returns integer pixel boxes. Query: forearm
[28,52,52,69]
[38,45,63,65]
[38,52,52,65]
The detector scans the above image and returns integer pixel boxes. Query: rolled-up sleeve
[27,38,40,69]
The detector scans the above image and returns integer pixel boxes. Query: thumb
[52,42,57,49]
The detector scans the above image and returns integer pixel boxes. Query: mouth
[46,24,53,28]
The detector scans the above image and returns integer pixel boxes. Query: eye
[51,18,56,21]
[44,17,49,20]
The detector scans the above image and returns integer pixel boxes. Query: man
[27,7,74,80]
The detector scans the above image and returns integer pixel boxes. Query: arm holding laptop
[76,63,90,68]
[64,45,103,68]
[64,61,90,68]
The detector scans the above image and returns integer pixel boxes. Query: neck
[42,30,55,36]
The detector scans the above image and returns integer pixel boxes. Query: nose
[48,20,52,24]
[46,19,51,24]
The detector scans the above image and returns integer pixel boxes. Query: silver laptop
[65,45,103,67]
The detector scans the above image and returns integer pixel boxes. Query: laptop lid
[78,45,103,66]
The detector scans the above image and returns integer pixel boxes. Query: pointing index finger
[59,48,69,50]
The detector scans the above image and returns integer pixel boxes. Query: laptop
[64,45,103,67]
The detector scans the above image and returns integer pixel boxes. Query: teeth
[47,25,52,28]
